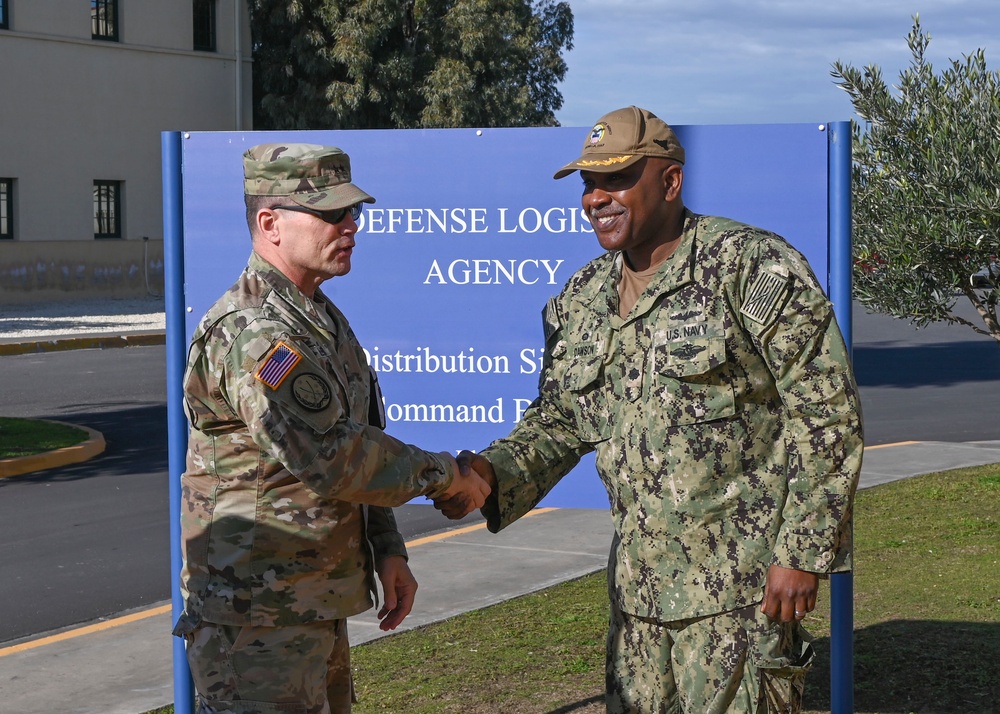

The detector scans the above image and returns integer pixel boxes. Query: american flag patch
[255,341,302,389]
[740,270,790,325]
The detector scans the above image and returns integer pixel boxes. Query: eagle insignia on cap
[589,123,608,145]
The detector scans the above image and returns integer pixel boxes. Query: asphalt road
[0,347,172,643]
[0,301,997,644]
[0,346,478,643]
[850,300,1000,444]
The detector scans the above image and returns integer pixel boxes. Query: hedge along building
[0,0,252,305]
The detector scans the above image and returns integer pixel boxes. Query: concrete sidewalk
[0,297,166,356]
[0,507,614,714]
[3,440,1000,714]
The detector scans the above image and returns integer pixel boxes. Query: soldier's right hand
[432,451,491,519]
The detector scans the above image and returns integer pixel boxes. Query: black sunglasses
[272,202,363,224]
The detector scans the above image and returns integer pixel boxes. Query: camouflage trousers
[606,599,814,714]
[181,618,354,714]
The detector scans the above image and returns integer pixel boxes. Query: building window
[94,180,121,238]
[193,0,216,52]
[0,179,12,239]
[0,0,9,31]
[91,0,118,41]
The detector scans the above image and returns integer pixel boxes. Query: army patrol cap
[243,143,376,210]
[554,106,686,179]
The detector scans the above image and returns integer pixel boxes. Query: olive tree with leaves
[831,16,1000,344]
[249,0,573,130]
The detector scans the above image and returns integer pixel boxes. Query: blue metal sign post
[828,120,855,714]
[161,131,194,712]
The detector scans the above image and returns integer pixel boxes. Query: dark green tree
[249,0,574,130]
[831,16,1000,343]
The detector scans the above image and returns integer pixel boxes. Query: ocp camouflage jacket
[482,210,864,621]
[178,252,453,627]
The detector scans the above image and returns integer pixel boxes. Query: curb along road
[0,421,107,479]
[0,331,166,357]
[0,329,161,476]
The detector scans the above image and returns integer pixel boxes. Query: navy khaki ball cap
[554,106,686,179]
[243,143,376,210]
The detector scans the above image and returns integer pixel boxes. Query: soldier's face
[580,158,682,269]
[277,208,358,282]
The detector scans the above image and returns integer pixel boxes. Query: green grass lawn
[0,417,88,459]
[147,463,1000,714]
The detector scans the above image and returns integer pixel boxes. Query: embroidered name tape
[256,341,302,389]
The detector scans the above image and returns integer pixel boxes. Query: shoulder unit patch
[291,373,332,411]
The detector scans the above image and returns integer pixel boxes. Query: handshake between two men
[431,450,497,519]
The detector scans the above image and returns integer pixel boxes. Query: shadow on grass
[807,620,1000,712]
[547,695,604,713]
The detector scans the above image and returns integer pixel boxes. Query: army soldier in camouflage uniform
[447,107,864,713]
[174,143,490,714]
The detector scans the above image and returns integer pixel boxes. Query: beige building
[0,0,252,304]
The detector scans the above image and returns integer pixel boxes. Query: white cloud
[555,0,1000,127]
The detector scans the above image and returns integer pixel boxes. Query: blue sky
[553,1,1000,128]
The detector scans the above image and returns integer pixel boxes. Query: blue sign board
[164,122,855,714]
[175,123,831,508]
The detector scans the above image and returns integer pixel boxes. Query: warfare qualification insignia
[672,342,706,361]
[292,373,331,411]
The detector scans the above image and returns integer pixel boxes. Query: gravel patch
[0,297,166,339]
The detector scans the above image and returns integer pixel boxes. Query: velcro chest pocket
[652,336,736,426]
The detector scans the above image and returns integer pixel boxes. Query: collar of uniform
[246,251,338,334]
[309,289,342,335]
[570,252,623,328]
[625,209,698,320]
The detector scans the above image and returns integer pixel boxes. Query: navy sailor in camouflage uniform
[174,143,490,714]
[444,107,864,713]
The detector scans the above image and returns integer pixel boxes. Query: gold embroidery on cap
[577,155,635,167]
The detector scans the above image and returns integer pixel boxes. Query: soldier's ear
[256,207,281,246]
[663,162,683,203]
